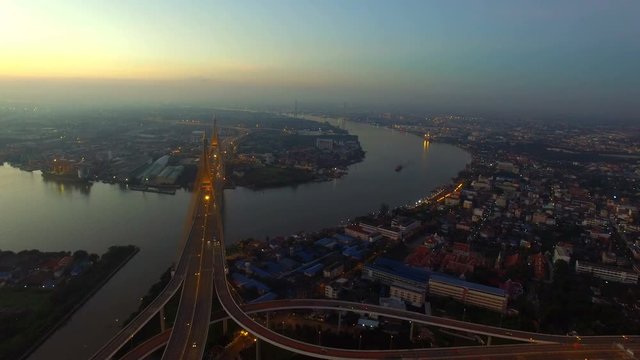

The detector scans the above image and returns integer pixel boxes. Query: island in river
[227,119,365,189]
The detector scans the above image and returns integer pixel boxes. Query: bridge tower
[211,115,220,151]
[200,135,213,194]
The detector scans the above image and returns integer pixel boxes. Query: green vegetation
[236,166,315,189]
[116,267,176,357]
[230,119,364,189]
[0,245,138,360]
[536,262,640,335]
[238,130,355,154]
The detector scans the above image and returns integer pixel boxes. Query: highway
[120,302,639,360]
[89,150,208,360]
[162,132,221,360]
[160,200,213,360]
[213,252,640,360]
[91,132,213,360]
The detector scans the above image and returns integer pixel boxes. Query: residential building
[363,258,430,292]
[428,274,508,313]
[323,262,344,278]
[325,283,340,299]
[390,283,426,307]
[575,260,639,284]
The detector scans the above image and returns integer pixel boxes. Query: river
[0,118,470,359]
[223,118,471,242]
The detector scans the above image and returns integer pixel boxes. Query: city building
[389,283,426,307]
[344,225,367,240]
[316,138,334,151]
[325,283,340,299]
[323,262,344,278]
[359,221,403,240]
[357,217,420,240]
[428,275,508,313]
[575,260,639,284]
[363,258,430,292]
[553,244,573,263]
[303,263,324,277]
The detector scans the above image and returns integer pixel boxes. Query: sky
[0,0,638,119]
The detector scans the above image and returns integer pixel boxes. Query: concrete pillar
[409,321,414,341]
[256,338,262,360]
[487,336,492,346]
[223,318,228,335]
[159,306,166,332]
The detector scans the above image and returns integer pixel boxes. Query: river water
[0,119,469,359]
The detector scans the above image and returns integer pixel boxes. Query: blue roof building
[315,237,337,248]
[363,257,431,290]
[334,234,355,245]
[302,263,324,277]
[230,273,271,294]
[294,250,315,263]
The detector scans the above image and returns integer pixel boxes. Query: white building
[390,283,426,307]
[553,245,572,264]
[575,261,639,284]
[428,275,507,313]
[325,283,340,299]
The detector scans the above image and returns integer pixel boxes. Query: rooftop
[430,274,506,297]
[366,257,431,284]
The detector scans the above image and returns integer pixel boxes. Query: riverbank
[223,114,470,244]
[232,166,317,189]
[0,245,139,360]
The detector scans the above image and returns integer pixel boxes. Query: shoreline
[17,246,140,360]
[231,156,365,191]
[226,116,472,243]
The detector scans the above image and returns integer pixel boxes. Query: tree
[379,203,389,216]
[73,250,89,260]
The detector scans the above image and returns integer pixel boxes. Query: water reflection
[42,177,93,195]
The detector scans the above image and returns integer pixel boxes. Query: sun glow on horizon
[0,0,638,118]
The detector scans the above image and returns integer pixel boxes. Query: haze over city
[2,2,640,360]
[1,0,639,119]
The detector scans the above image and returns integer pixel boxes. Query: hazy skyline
[1,0,638,119]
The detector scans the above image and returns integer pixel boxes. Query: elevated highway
[89,148,209,360]
[162,125,223,360]
[212,245,639,360]
[91,124,223,360]
[121,301,639,360]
